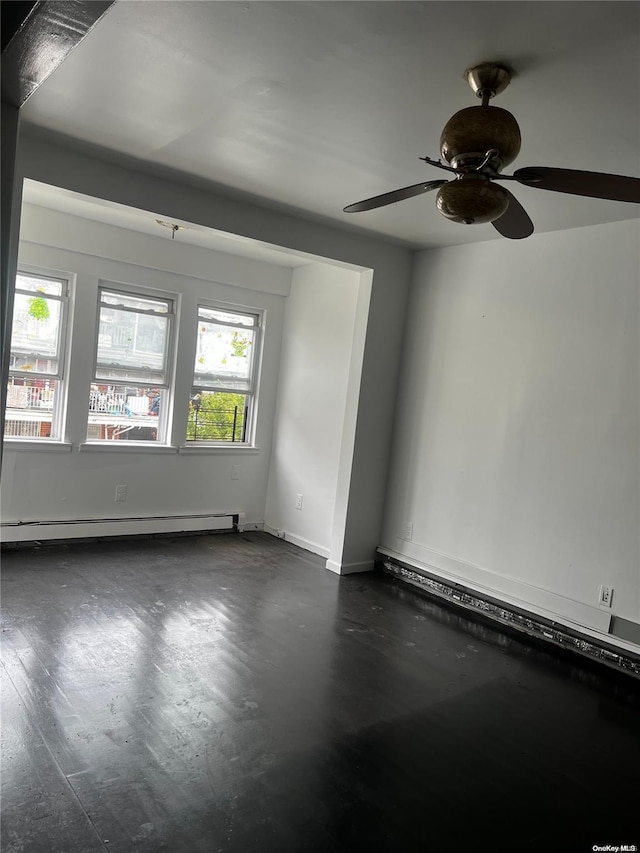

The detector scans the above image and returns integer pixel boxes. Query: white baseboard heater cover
[1,512,240,543]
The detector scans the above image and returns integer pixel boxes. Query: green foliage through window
[187,391,246,442]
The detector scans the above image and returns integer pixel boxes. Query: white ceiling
[20,1,640,249]
[22,180,319,268]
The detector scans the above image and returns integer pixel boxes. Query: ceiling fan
[343,63,640,239]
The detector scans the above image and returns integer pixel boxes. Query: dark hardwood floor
[1,532,639,853]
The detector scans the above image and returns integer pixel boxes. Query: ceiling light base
[465,63,511,101]
[436,176,509,225]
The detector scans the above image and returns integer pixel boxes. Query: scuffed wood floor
[2,532,639,852]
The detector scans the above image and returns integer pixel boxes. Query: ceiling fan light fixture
[440,105,521,171]
[436,177,509,224]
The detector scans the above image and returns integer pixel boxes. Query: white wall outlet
[295,493,303,511]
[402,521,413,540]
[115,484,128,502]
[231,464,240,480]
[598,585,614,607]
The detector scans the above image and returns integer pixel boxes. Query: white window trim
[86,282,177,446]
[187,301,263,446]
[77,442,178,454]
[177,444,261,455]
[5,268,71,443]
[2,440,73,453]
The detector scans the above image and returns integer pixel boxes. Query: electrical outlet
[598,585,614,607]
[402,521,413,540]
[295,493,303,511]
[115,484,128,502]
[231,464,240,480]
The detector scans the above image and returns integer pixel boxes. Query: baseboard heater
[379,554,640,680]
[1,512,241,544]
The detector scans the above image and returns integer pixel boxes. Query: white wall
[12,129,414,568]
[381,219,640,631]
[265,263,361,558]
[2,204,290,537]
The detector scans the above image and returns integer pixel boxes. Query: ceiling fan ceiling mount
[342,62,640,239]
[464,62,513,102]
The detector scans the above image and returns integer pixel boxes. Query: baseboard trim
[286,533,330,559]
[379,552,640,679]
[326,559,375,576]
[238,521,264,533]
[263,525,330,559]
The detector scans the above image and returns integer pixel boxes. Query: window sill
[3,440,73,453]
[78,442,178,454]
[3,441,261,456]
[178,444,261,455]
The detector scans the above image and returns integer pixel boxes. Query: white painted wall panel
[382,219,640,626]
[265,263,360,557]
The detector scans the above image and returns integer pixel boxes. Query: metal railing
[188,404,247,442]
[4,419,42,437]
[6,381,55,411]
[89,388,135,415]
[88,389,156,417]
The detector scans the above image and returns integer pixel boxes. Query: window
[88,287,175,443]
[5,272,69,440]
[187,305,260,444]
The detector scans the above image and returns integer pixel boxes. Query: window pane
[87,384,163,442]
[100,291,169,313]
[9,292,61,372]
[187,391,247,442]
[97,306,168,381]
[198,306,255,326]
[5,378,58,439]
[15,274,63,297]
[95,365,166,384]
[194,321,255,390]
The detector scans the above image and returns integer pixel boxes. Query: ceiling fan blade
[492,188,534,239]
[343,179,447,213]
[513,167,640,203]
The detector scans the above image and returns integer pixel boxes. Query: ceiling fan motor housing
[440,105,521,172]
[436,176,509,224]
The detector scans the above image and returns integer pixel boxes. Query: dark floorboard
[1,532,639,853]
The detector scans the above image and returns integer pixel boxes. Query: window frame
[5,269,71,442]
[187,301,263,446]
[87,283,177,445]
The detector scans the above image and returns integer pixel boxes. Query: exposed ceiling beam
[1,0,116,108]
[1,2,39,52]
